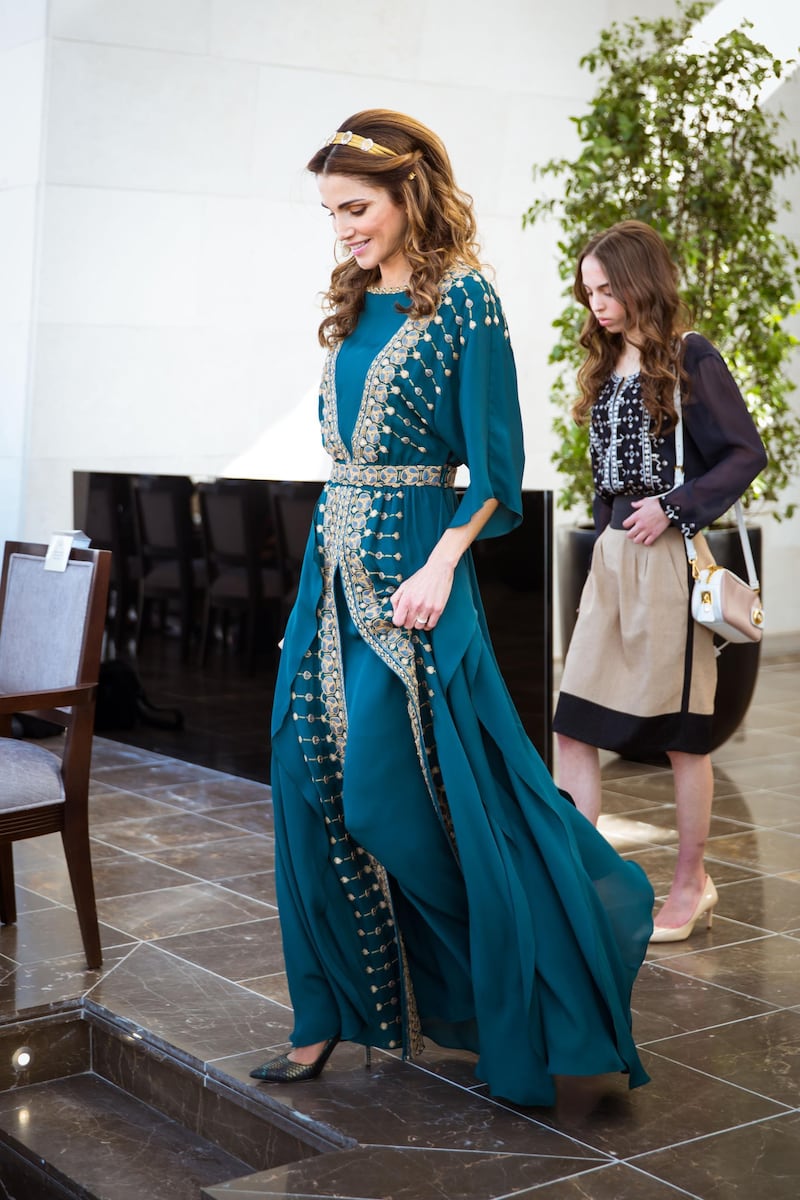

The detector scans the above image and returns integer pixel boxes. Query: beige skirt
[553,522,717,757]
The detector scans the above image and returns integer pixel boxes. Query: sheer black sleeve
[659,335,767,536]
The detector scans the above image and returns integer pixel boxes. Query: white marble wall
[3,0,799,642]
[0,0,48,547]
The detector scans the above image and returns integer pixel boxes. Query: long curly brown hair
[572,220,691,433]
[307,109,481,347]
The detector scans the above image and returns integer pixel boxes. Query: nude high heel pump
[649,875,718,944]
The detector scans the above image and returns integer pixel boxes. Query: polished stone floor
[0,653,798,1198]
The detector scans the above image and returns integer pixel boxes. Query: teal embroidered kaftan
[270,269,653,1106]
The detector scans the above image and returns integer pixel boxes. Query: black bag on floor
[94,659,184,732]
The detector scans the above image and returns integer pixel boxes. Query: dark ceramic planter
[557,523,762,753]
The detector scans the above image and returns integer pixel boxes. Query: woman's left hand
[623,497,670,545]
[390,560,455,631]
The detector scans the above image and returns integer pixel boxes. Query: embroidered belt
[328,462,457,488]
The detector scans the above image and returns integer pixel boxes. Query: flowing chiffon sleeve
[432,274,525,540]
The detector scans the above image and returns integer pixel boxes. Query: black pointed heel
[364,1045,372,1069]
[249,1035,340,1082]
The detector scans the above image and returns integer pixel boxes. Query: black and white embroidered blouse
[590,333,767,537]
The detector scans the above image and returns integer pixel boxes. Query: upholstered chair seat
[0,741,65,810]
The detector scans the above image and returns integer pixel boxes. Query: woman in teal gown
[251,110,654,1107]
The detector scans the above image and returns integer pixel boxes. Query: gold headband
[325,130,397,158]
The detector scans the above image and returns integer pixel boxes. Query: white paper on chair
[44,529,91,571]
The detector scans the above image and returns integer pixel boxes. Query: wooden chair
[196,478,285,671]
[132,475,206,661]
[0,540,111,969]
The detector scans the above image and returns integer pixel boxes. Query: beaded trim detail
[366,284,409,295]
[328,462,456,488]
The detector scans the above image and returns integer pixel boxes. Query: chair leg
[134,584,146,653]
[61,827,102,969]
[0,844,16,925]
[245,605,258,675]
[179,587,194,661]
[199,596,212,666]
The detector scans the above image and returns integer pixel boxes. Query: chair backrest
[0,542,111,697]
[82,472,136,560]
[270,482,322,581]
[132,475,196,557]
[197,479,274,571]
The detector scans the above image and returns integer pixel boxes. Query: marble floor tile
[89,789,184,824]
[97,881,273,941]
[87,942,294,1063]
[91,810,257,854]
[601,809,744,854]
[404,1045,483,1090]
[598,772,677,805]
[703,827,800,874]
[597,788,661,816]
[217,871,278,907]
[11,886,58,915]
[632,961,775,1044]
[598,812,680,853]
[144,777,272,812]
[142,836,275,881]
[91,757,227,792]
[89,738,168,770]
[244,1053,608,1158]
[15,853,195,906]
[644,915,771,964]
[624,845,758,900]
[711,753,800,795]
[202,1145,610,1200]
[524,1048,784,1158]
[709,728,800,764]
[712,788,800,827]
[153,918,284,982]
[525,1162,698,1198]
[646,1007,800,1106]
[238,972,292,1009]
[745,703,800,727]
[713,873,800,933]
[203,801,275,836]
[0,951,129,1020]
[633,1110,800,1200]
[0,906,134,966]
[598,756,671,784]
[661,933,800,1007]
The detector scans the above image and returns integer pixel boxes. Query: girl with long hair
[554,220,767,942]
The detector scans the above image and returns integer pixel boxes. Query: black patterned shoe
[249,1036,340,1082]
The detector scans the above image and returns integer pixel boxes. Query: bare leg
[653,750,714,929]
[556,734,602,825]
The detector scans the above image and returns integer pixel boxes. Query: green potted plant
[523,0,800,747]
